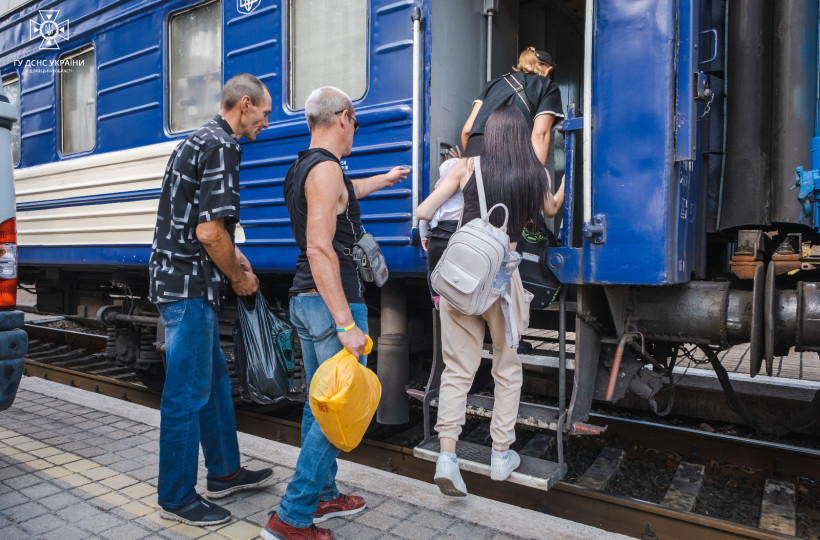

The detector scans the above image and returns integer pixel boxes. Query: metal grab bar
[582,0,593,224]
[410,7,422,232]
[698,29,719,65]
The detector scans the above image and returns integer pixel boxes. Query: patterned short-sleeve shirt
[148,115,242,312]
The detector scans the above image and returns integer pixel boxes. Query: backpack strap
[457,158,476,229]
[503,73,532,115]
[473,156,488,219]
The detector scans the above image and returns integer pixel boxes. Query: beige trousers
[435,270,532,452]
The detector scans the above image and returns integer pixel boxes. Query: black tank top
[460,162,524,244]
[284,148,364,303]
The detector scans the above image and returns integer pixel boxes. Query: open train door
[411,0,596,491]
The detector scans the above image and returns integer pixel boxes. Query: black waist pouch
[352,232,389,287]
[337,232,389,288]
[516,221,561,310]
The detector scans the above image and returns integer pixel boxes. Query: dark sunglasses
[334,109,360,133]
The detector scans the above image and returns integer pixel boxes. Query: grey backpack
[430,157,510,315]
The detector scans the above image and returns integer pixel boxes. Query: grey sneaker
[434,454,468,496]
[206,467,273,499]
[490,449,521,481]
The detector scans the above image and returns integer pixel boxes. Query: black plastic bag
[234,291,294,404]
[516,216,561,309]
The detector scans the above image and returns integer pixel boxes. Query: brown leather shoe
[313,494,366,523]
[260,513,334,540]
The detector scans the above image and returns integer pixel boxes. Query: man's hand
[384,166,411,186]
[421,238,430,252]
[337,325,368,358]
[231,271,259,296]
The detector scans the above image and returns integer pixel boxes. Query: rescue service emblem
[30,10,70,50]
[237,0,261,15]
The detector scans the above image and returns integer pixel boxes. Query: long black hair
[478,104,548,235]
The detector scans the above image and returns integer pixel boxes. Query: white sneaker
[490,449,521,481]
[434,455,468,497]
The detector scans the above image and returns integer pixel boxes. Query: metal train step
[432,394,561,430]
[421,393,604,435]
[413,436,566,491]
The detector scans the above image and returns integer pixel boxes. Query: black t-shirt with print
[148,115,242,312]
[470,72,564,136]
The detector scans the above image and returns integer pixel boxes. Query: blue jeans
[277,293,368,528]
[156,298,240,509]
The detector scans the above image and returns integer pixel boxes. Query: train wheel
[135,364,166,393]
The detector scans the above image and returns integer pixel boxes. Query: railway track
[20,323,820,539]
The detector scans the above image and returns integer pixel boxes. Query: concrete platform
[0,377,629,540]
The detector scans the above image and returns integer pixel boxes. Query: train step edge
[413,436,566,491]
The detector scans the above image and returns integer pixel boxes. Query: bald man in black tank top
[262,87,409,540]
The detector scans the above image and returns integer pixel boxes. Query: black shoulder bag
[516,216,561,309]
[335,231,389,288]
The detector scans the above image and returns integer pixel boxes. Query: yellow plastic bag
[309,336,382,452]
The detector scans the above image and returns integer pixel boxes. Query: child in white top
[419,148,464,306]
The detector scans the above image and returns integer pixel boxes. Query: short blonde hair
[513,47,552,75]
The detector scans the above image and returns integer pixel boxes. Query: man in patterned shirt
[149,73,273,527]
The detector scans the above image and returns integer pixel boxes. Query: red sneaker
[313,494,366,523]
[260,513,333,540]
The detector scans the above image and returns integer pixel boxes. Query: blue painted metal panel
[550,0,693,285]
[227,0,420,274]
[576,0,682,285]
[19,245,151,266]
[588,0,678,285]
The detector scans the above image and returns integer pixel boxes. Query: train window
[1,76,20,165]
[289,0,367,109]
[168,1,222,133]
[60,47,96,154]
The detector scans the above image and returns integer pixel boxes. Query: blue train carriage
[0,0,429,390]
[3,0,820,490]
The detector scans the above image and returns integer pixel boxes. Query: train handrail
[410,7,423,234]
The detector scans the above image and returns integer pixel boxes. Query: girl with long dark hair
[417,105,564,496]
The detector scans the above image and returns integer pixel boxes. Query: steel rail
[591,413,820,481]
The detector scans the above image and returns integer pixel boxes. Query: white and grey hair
[304,86,353,132]
[222,73,270,110]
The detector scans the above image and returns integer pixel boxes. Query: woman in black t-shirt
[461,47,564,165]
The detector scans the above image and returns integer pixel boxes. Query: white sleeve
[419,219,431,240]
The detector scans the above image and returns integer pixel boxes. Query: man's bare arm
[196,219,258,295]
[351,166,410,199]
[305,162,367,356]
